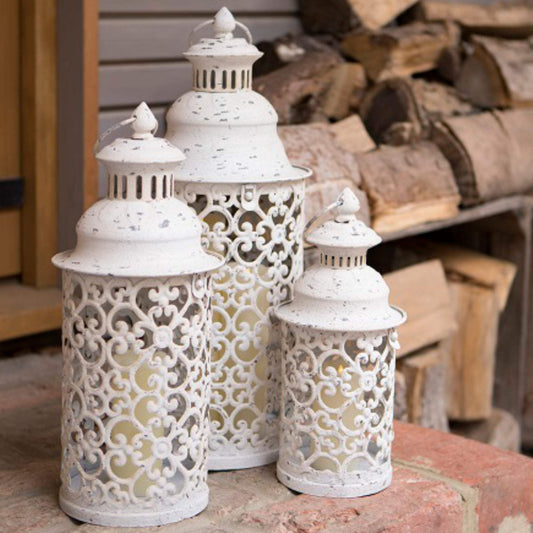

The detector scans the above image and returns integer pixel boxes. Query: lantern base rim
[208,449,278,470]
[276,464,392,498]
[59,489,208,527]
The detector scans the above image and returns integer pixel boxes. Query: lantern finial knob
[335,188,360,222]
[131,102,158,140]
[213,7,236,38]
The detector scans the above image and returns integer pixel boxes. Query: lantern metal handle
[303,199,342,240]
[188,16,253,47]
[93,111,158,155]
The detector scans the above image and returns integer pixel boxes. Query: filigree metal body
[60,271,212,525]
[176,180,306,469]
[276,189,406,497]
[277,324,399,497]
[53,104,222,526]
[167,8,310,469]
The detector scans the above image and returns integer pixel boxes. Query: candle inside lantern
[110,350,164,497]
[310,355,363,472]
[210,262,270,438]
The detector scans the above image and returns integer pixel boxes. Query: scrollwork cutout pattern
[176,180,305,466]
[60,271,211,514]
[278,323,399,494]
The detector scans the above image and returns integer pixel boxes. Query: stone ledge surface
[0,352,532,533]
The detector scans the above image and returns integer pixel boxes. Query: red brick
[394,422,533,533]
[241,466,464,533]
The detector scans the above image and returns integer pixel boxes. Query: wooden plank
[384,260,456,357]
[443,279,500,421]
[0,0,20,179]
[382,195,528,243]
[20,0,57,287]
[0,210,21,277]
[99,62,189,108]
[99,0,299,14]
[100,16,302,62]
[397,345,449,432]
[0,280,61,341]
[84,0,99,210]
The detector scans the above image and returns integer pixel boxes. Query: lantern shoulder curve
[166,91,311,183]
[276,265,406,332]
[52,197,223,277]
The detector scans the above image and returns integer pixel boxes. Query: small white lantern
[276,189,406,498]
[167,8,311,470]
[52,103,223,527]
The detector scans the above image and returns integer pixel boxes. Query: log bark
[278,123,370,223]
[299,0,418,35]
[320,63,367,120]
[420,0,533,38]
[397,345,450,432]
[253,51,342,124]
[384,260,457,358]
[443,279,500,421]
[431,109,533,204]
[356,142,460,233]
[450,408,521,453]
[456,35,533,108]
[341,22,459,82]
[360,77,473,144]
[329,114,376,155]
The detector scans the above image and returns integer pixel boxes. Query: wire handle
[303,199,342,240]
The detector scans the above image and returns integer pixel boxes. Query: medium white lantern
[166,8,311,470]
[52,103,223,527]
[276,189,406,498]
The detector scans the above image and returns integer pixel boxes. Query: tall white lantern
[276,189,406,498]
[167,8,311,470]
[52,103,223,527]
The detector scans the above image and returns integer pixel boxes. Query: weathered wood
[254,51,342,124]
[399,239,517,311]
[329,114,376,155]
[397,345,449,432]
[450,408,520,453]
[21,0,58,287]
[341,22,459,82]
[0,281,62,341]
[394,370,408,422]
[443,279,500,421]
[384,260,456,357]
[300,0,418,34]
[432,109,533,205]
[457,35,533,109]
[320,63,367,120]
[360,77,473,144]
[356,142,460,233]
[420,0,533,38]
[278,123,370,222]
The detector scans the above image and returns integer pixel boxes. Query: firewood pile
[254,0,533,233]
[256,0,533,450]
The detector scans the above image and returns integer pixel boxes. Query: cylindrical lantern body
[276,189,406,498]
[52,104,223,527]
[166,8,311,470]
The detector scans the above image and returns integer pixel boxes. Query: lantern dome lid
[52,103,223,278]
[184,7,262,62]
[276,189,406,332]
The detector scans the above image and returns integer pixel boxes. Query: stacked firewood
[254,0,533,233]
[256,0,533,450]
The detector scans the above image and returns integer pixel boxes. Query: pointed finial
[213,7,236,38]
[131,102,158,140]
[335,188,360,222]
